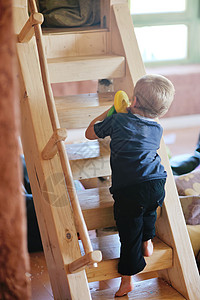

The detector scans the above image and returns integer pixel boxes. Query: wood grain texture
[111,3,145,97]
[79,235,173,282]
[78,187,115,230]
[43,30,108,59]
[47,55,125,83]
[55,93,114,129]
[14,1,92,299]
[91,278,185,299]
[66,139,111,180]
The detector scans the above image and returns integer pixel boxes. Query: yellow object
[114,90,130,113]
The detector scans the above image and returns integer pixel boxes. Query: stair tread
[47,54,125,83]
[42,26,108,35]
[55,92,114,109]
[79,235,173,282]
[78,187,115,230]
[90,278,185,299]
[66,139,111,180]
[66,139,110,160]
[78,187,113,210]
[81,235,170,261]
[48,54,124,64]
[56,93,114,129]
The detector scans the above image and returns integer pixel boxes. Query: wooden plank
[78,187,115,230]
[14,1,92,299]
[43,30,108,59]
[111,3,145,97]
[47,55,125,83]
[55,93,114,109]
[101,0,111,29]
[66,139,110,160]
[78,235,173,282]
[70,155,111,180]
[55,93,114,129]
[29,0,95,260]
[42,26,108,35]
[91,278,185,299]
[66,139,111,180]
[156,138,200,299]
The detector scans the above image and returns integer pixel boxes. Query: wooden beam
[28,0,95,261]
[14,1,92,298]
[111,3,145,97]
[100,0,111,29]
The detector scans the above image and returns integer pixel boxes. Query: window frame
[129,0,200,66]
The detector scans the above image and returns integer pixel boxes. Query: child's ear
[131,96,137,107]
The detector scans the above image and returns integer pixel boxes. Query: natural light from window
[130,0,186,15]
[135,25,188,62]
[130,0,188,63]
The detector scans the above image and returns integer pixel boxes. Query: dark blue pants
[112,179,166,276]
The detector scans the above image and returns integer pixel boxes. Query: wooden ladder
[14,0,200,299]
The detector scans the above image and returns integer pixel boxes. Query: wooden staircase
[13,0,200,299]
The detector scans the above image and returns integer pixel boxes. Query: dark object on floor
[170,134,200,175]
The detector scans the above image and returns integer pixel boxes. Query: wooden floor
[29,249,160,300]
[29,125,200,299]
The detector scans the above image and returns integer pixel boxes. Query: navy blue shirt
[94,111,166,192]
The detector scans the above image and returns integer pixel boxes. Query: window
[129,0,200,66]
[130,0,186,15]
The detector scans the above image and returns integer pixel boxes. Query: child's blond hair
[133,74,175,118]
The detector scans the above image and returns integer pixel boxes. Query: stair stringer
[110,3,200,299]
[14,1,92,299]
[110,3,146,98]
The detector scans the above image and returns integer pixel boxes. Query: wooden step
[42,27,109,60]
[78,187,162,231]
[66,139,111,180]
[79,235,173,282]
[43,26,108,35]
[47,55,125,83]
[55,92,114,129]
[90,278,185,299]
[78,187,115,230]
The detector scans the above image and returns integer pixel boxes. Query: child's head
[133,74,175,118]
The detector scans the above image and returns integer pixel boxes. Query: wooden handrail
[68,251,102,274]
[28,0,99,260]
[18,12,43,43]
[42,128,67,160]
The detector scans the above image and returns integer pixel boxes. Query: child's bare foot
[142,239,153,257]
[115,275,134,297]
